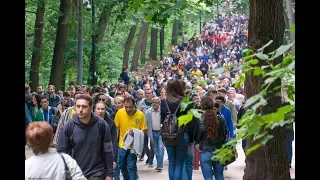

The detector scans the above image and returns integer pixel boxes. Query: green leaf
[255,53,269,60]
[250,59,259,65]
[257,40,273,52]
[244,94,262,108]
[190,109,203,119]
[178,111,193,127]
[283,54,294,65]
[210,67,225,75]
[180,97,192,112]
[261,135,274,145]
[290,25,295,33]
[253,67,264,76]
[269,41,295,60]
[264,77,277,84]
[245,143,262,156]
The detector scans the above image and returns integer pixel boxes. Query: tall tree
[171,19,179,45]
[140,23,149,64]
[29,0,45,92]
[88,7,112,86]
[131,21,148,71]
[149,27,158,60]
[49,0,71,90]
[285,0,295,54]
[243,0,289,179]
[123,25,137,68]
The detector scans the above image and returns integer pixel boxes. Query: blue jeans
[181,143,194,180]
[200,151,224,180]
[151,131,164,168]
[165,133,189,180]
[285,133,294,164]
[242,139,247,150]
[114,148,137,180]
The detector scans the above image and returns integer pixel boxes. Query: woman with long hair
[160,79,197,180]
[25,122,86,180]
[195,96,227,180]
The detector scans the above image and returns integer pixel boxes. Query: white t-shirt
[25,148,87,180]
[196,47,202,57]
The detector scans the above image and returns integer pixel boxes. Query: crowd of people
[25,12,294,180]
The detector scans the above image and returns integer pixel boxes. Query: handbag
[59,153,73,180]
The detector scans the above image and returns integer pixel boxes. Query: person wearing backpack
[57,94,114,180]
[195,96,228,180]
[160,79,197,180]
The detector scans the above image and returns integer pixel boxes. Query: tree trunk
[131,22,148,71]
[49,0,71,90]
[178,21,183,36]
[243,0,290,180]
[285,0,295,54]
[29,0,45,92]
[159,26,164,61]
[123,25,137,68]
[88,8,111,86]
[283,9,289,44]
[171,19,179,45]
[61,65,67,91]
[149,28,158,61]
[140,23,149,64]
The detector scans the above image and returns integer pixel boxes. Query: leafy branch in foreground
[211,40,295,163]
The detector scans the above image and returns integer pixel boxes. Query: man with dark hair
[120,67,130,85]
[57,94,114,180]
[114,96,147,180]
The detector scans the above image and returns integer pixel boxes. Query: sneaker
[139,157,144,161]
[155,167,163,172]
[224,166,228,170]
[148,164,154,168]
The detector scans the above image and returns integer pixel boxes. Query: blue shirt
[219,105,234,138]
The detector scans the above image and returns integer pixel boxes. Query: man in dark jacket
[57,94,114,180]
[120,67,130,85]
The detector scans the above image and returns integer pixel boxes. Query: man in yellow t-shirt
[114,96,147,180]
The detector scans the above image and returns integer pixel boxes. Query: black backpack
[65,119,106,168]
[161,100,184,146]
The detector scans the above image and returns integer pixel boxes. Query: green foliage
[212,40,295,164]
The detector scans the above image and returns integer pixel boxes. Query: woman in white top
[25,121,86,180]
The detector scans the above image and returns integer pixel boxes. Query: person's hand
[129,129,134,135]
[195,144,200,150]
[141,106,145,111]
[113,162,117,169]
[105,176,113,180]
[54,123,58,127]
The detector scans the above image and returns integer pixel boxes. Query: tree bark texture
[243,0,290,180]
[149,27,158,61]
[88,8,111,86]
[123,25,137,68]
[171,19,179,45]
[285,0,295,54]
[160,26,164,61]
[131,22,148,71]
[49,0,71,90]
[30,0,45,92]
[140,23,149,64]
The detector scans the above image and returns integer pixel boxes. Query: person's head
[47,85,55,95]
[32,93,41,106]
[114,96,125,110]
[199,89,207,97]
[118,83,127,94]
[200,96,219,141]
[63,91,71,107]
[68,86,76,97]
[40,95,49,109]
[75,94,93,120]
[143,83,151,90]
[207,85,215,92]
[136,89,145,100]
[160,87,166,100]
[36,85,44,94]
[145,88,153,101]
[195,86,202,94]
[192,93,201,106]
[26,122,53,155]
[124,96,137,116]
[152,97,161,111]
[217,88,227,97]
[166,79,185,103]
[209,90,218,100]
[102,81,108,88]
[227,89,234,100]
[94,101,107,119]
[25,84,31,92]
[128,83,134,92]
[215,95,226,110]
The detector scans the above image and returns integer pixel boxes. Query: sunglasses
[99,98,106,101]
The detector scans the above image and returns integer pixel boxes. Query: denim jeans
[200,151,224,180]
[242,139,247,150]
[114,148,137,180]
[285,133,294,164]
[141,132,155,165]
[165,133,189,180]
[181,143,194,180]
[151,131,164,168]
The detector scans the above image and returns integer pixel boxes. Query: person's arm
[63,153,87,180]
[226,110,234,138]
[103,123,115,178]
[56,122,71,154]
